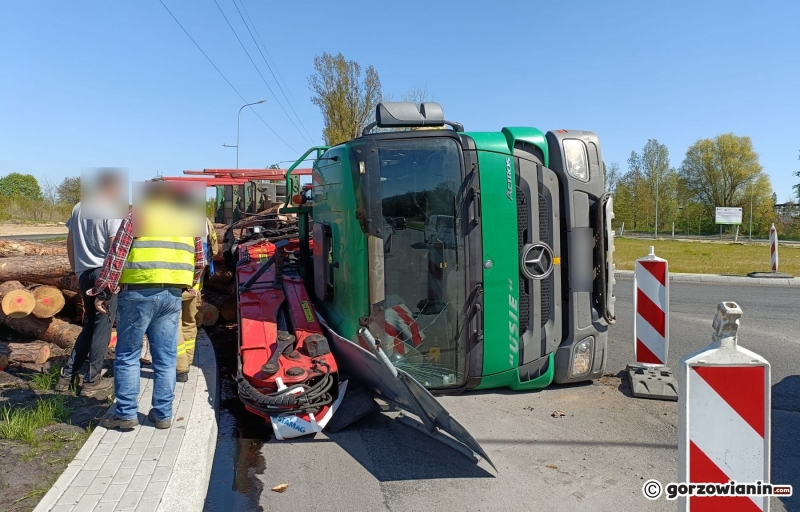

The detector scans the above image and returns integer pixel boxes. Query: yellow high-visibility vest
[120,237,195,286]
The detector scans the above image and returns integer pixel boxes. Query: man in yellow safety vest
[90,194,207,430]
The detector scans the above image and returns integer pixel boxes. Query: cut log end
[31,286,66,318]
[220,298,237,323]
[198,303,219,326]
[1,289,36,318]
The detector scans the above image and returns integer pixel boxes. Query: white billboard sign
[715,207,742,225]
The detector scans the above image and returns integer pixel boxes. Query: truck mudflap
[593,193,616,324]
[317,315,495,471]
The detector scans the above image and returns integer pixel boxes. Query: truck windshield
[436,216,454,230]
[377,137,467,388]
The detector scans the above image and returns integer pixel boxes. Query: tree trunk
[22,274,79,293]
[0,312,81,349]
[29,285,66,319]
[0,240,67,258]
[61,289,85,323]
[202,282,235,296]
[202,290,236,323]
[0,256,71,283]
[205,268,233,287]
[0,341,51,364]
[0,281,36,318]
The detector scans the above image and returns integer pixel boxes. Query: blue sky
[1,1,798,200]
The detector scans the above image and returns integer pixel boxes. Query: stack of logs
[0,236,237,371]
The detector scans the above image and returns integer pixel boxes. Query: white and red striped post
[634,246,669,366]
[769,223,778,273]
[386,303,425,357]
[678,301,771,511]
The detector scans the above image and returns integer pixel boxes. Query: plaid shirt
[90,212,207,297]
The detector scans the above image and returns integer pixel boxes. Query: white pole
[672,222,675,239]
[654,172,659,239]
[749,189,753,241]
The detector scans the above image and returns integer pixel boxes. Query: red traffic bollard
[678,301,772,511]
[627,246,678,400]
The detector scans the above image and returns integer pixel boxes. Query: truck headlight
[570,337,593,378]
[563,139,588,181]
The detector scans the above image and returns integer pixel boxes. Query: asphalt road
[231,230,799,512]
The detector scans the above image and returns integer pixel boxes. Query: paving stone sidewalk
[34,330,218,512]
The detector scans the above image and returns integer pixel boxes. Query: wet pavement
[203,324,268,512]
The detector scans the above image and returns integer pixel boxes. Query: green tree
[56,176,81,205]
[309,52,382,146]
[679,134,773,236]
[679,134,766,209]
[614,141,677,232]
[604,161,620,193]
[0,172,42,200]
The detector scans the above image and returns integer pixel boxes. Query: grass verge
[12,485,50,505]
[614,238,800,276]
[0,396,73,445]
[30,364,62,391]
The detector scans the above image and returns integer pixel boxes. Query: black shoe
[80,376,114,396]
[147,409,172,429]
[176,371,189,383]
[102,414,138,430]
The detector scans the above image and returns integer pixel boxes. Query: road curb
[614,270,800,286]
[160,329,219,511]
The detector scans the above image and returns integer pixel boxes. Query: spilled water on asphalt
[204,324,271,512]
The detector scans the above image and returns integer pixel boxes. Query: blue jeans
[114,287,182,421]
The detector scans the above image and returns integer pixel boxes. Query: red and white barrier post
[769,223,778,273]
[627,246,678,400]
[678,301,771,511]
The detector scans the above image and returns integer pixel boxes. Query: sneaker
[176,371,189,383]
[80,376,114,396]
[147,409,172,429]
[55,375,73,393]
[102,414,138,430]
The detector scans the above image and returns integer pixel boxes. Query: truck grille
[517,187,529,334]
[539,193,552,327]
[538,193,550,246]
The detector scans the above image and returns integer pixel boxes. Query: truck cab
[306,102,615,393]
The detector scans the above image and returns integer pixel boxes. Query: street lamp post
[654,171,659,239]
[749,186,754,241]
[223,100,266,169]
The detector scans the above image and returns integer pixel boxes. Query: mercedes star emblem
[520,242,554,280]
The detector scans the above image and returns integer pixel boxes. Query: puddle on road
[204,324,271,512]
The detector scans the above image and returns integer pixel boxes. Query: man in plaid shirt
[90,209,206,430]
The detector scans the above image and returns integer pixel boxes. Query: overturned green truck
[289,102,616,393]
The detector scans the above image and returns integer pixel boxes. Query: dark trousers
[61,267,118,383]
